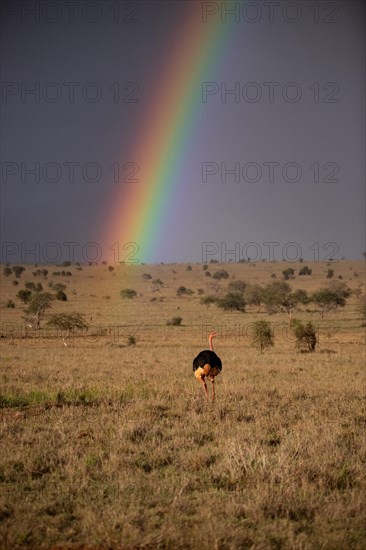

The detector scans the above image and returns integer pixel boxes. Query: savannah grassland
[0,259,365,550]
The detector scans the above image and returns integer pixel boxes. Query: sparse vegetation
[0,260,364,550]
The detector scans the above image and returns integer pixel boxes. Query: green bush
[291,319,317,352]
[217,292,246,312]
[251,321,274,353]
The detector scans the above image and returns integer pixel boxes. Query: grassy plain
[0,260,365,549]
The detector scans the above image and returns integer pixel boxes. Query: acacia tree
[244,284,264,312]
[311,289,346,319]
[23,292,54,330]
[47,313,89,340]
[262,281,291,314]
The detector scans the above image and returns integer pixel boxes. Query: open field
[0,260,365,549]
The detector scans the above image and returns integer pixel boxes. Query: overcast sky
[1,0,365,264]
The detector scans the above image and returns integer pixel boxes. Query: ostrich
[193,331,222,401]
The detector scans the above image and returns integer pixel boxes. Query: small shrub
[3,267,12,277]
[327,268,334,278]
[283,268,295,280]
[6,299,15,308]
[228,280,247,293]
[205,271,211,277]
[13,266,25,279]
[212,269,229,281]
[166,317,182,326]
[291,319,317,352]
[186,265,192,271]
[120,289,137,299]
[202,264,208,271]
[177,286,193,296]
[127,336,136,346]
[25,281,36,290]
[56,290,67,301]
[251,320,274,353]
[143,273,152,280]
[200,295,217,307]
[12,280,19,286]
[299,266,312,275]
[108,266,114,272]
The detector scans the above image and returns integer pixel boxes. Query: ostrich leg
[210,378,215,401]
[201,376,209,400]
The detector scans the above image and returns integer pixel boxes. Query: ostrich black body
[193,350,222,372]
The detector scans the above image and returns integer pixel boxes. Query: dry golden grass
[0,260,365,549]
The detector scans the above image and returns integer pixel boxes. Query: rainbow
[105,3,234,264]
